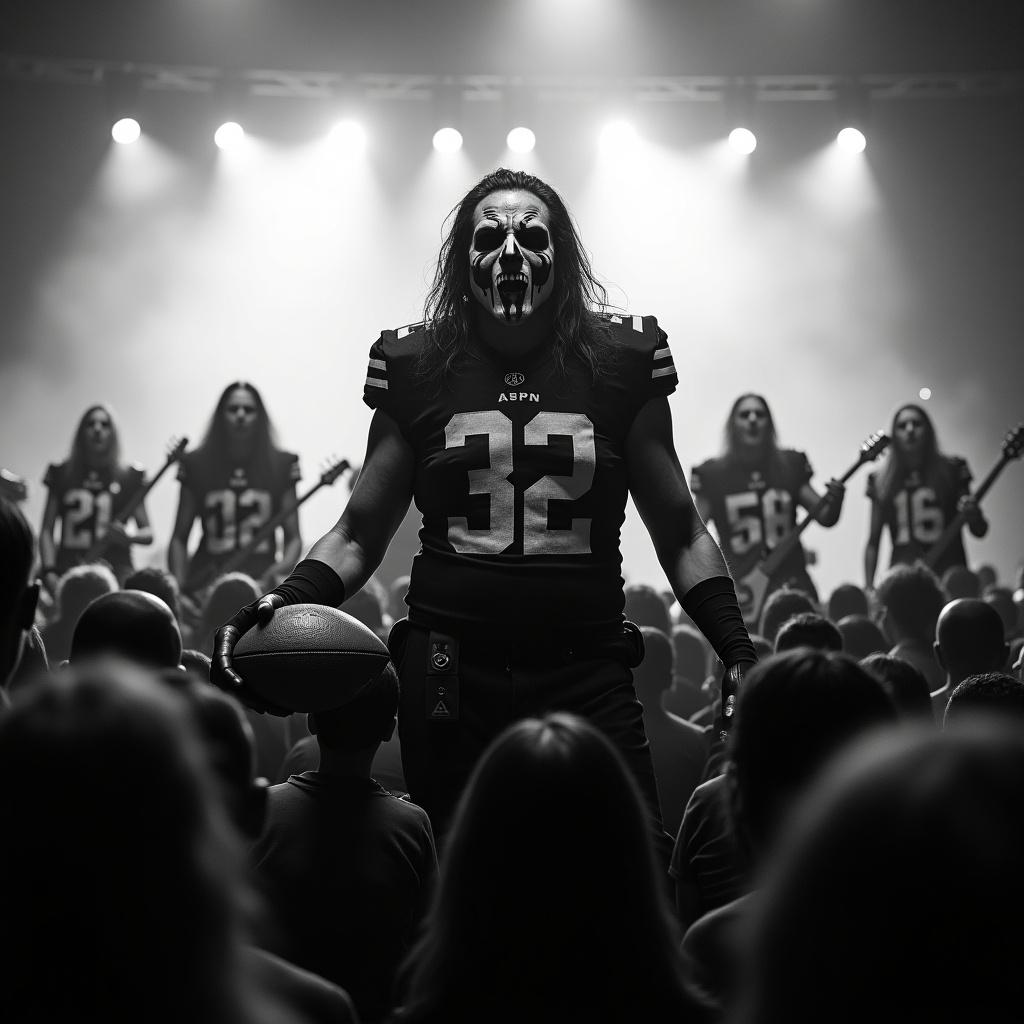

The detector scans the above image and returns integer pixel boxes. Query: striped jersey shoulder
[364,321,429,395]
[601,312,677,387]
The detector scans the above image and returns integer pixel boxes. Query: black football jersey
[363,315,678,631]
[690,450,813,583]
[43,461,146,575]
[866,456,972,575]
[178,448,300,590]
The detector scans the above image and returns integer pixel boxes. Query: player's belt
[406,615,643,668]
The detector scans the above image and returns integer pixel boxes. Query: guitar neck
[924,455,1007,570]
[206,476,331,580]
[82,456,178,561]
[759,456,865,577]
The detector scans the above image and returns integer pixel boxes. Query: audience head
[166,673,268,840]
[774,613,843,653]
[70,590,183,670]
[836,614,888,660]
[671,623,708,682]
[624,583,672,634]
[826,583,869,622]
[341,578,388,638]
[742,722,1024,1023]
[181,647,213,681]
[933,598,1009,684]
[860,653,934,720]
[634,627,673,706]
[124,566,183,624]
[197,573,261,655]
[728,649,895,856]
[941,565,980,600]
[760,587,815,646]
[943,672,1024,727]
[56,562,118,622]
[0,661,252,1023]
[983,585,1019,639]
[6,624,49,696]
[976,563,998,590]
[875,562,947,645]
[387,573,410,622]
[307,661,400,755]
[0,497,39,686]
[399,713,691,1021]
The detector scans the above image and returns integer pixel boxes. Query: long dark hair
[397,713,694,1023]
[66,403,122,480]
[0,662,257,1023]
[198,382,279,476]
[723,393,783,474]
[420,168,616,388]
[873,403,951,506]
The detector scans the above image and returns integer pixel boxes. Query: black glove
[210,592,289,715]
[210,558,347,715]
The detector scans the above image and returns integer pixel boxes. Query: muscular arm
[627,397,732,599]
[168,488,197,588]
[304,409,414,597]
[864,500,885,590]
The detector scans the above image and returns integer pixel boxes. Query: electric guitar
[186,455,350,596]
[734,431,891,630]
[923,423,1024,571]
[82,436,188,562]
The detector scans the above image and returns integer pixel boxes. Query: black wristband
[271,558,347,609]
[681,575,758,669]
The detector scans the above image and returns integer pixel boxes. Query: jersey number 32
[444,411,595,556]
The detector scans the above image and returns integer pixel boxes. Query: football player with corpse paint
[169,382,302,599]
[692,395,845,607]
[39,404,153,592]
[213,168,757,833]
[864,403,986,590]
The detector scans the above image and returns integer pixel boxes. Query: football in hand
[232,603,390,714]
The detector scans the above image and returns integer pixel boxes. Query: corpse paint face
[468,190,554,324]
[733,397,771,448]
[223,387,259,440]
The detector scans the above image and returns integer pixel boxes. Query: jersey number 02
[444,410,595,556]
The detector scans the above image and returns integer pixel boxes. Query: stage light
[214,121,245,150]
[919,386,932,401]
[506,126,536,154]
[111,117,141,145]
[837,127,867,153]
[599,119,637,150]
[728,127,757,154]
[327,119,367,154]
[433,127,463,153]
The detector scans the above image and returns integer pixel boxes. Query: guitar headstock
[165,435,189,464]
[319,456,351,486]
[1002,424,1024,461]
[859,430,891,464]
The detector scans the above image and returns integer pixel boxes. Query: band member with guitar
[39,404,153,591]
[692,394,846,612]
[169,382,302,598]
[864,403,987,590]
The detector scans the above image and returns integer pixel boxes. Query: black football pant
[389,620,668,858]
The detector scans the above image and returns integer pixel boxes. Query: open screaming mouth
[496,272,528,301]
